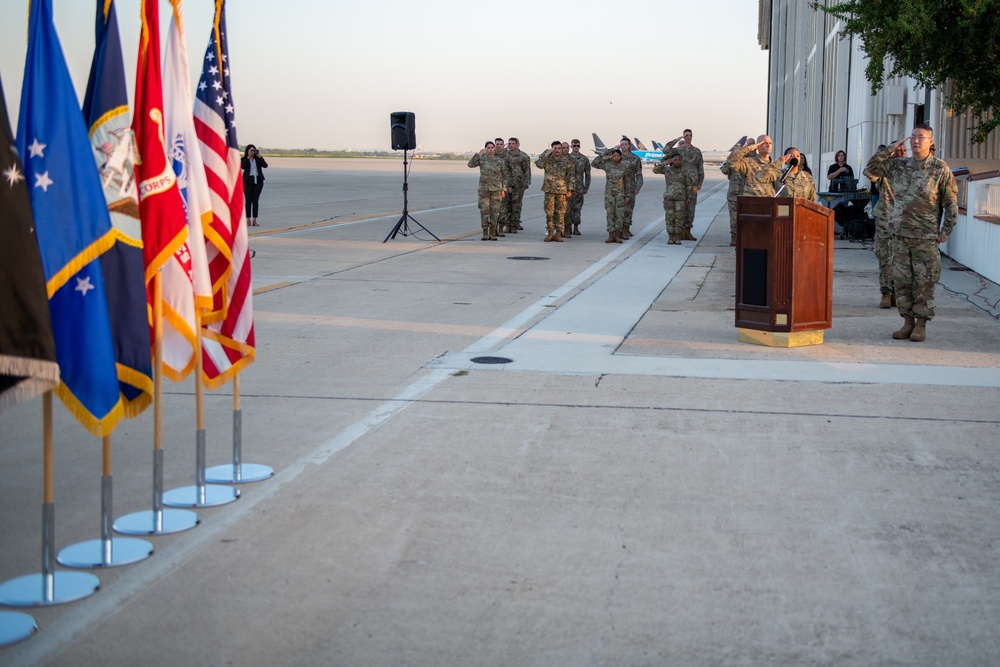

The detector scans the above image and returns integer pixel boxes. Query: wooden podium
[735,196,834,347]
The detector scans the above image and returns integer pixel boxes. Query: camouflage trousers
[727,197,738,237]
[543,193,568,233]
[663,199,687,235]
[567,191,585,228]
[604,193,625,232]
[478,190,501,230]
[623,192,637,227]
[892,235,941,320]
[684,188,698,230]
[506,187,526,225]
[873,217,893,294]
[498,194,511,226]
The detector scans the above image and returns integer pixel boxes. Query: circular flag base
[57,537,153,569]
[114,508,200,535]
[205,462,274,484]
[0,572,99,607]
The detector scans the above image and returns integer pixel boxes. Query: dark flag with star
[83,0,153,417]
[16,0,124,435]
[0,75,59,413]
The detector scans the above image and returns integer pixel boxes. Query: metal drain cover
[470,356,513,364]
[507,256,549,261]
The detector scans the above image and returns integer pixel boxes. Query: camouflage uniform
[868,171,896,298]
[719,160,746,241]
[672,140,705,232]
[621,151,643,233]
[535,152,576,237]
[755,163,817,201]
[652,157,693,237]
[592,152,628,234]
[566,151,592,234]
[493,144,508,231]
[502,148,531,231]
[468,152,505,239]
[864,147,958,321]
[726,144,775,197]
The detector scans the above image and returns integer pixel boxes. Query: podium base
[739,328,824,348]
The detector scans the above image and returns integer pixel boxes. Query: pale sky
[1,0,769,153]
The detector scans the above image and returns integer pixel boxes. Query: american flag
[194,0,255,389]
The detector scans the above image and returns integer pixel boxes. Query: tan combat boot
[496,223,505,237]
[605,231,615,243]
[684,229,697,241]
[892,316,915,340]
[614,230,623,244]
[909,318,927,342]
[879,293,892,309]
[544,229,555,242]
[553,228,564,242]
[481,227,489,241]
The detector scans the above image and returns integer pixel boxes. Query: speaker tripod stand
[383,149,439,243]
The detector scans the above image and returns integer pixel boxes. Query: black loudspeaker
[390,112,416,151]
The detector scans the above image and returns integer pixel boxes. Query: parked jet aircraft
[591,133,664,163]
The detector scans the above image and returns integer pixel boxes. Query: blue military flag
[17,0,124,436]
[83,0,153,417]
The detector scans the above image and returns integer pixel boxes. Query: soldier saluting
[535,141,577,242]
[864,123,958,342]
[468,141,506,241]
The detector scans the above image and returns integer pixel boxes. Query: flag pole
[205,373,274,484]
[0,393,100,606]
[57,432,154,568]
[114,271,199,535]
[163,313,239,507]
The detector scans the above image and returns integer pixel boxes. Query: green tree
[814,0,1000,142]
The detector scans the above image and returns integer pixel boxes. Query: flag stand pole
[114,272,199,535]
[57,434,153,568]
[163,314,240,506]
[0,392,101,607]
[205,375,274,484]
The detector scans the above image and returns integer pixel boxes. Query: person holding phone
[241,144,267,226]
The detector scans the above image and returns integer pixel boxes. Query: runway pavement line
[253,281,296,295]
[249,194,545,239]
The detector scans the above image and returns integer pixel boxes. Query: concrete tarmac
[2,158,999,666]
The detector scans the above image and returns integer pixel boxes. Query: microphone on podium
[773,157,799,197]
